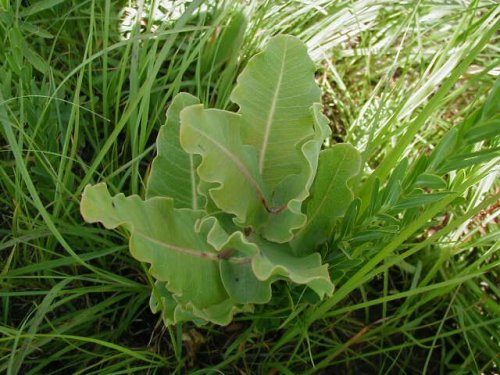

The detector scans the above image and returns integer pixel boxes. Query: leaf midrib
[194,127,269,206]
[259,39,288,173]
[135,230,217,260]
[134,230,251,264]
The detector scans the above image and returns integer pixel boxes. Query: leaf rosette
[81,34,361,325]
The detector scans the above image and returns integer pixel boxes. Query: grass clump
[0,0,499,373]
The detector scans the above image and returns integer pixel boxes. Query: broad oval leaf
[180,103,331,243]
[180,104,270,227]
[229,35,327,241]
[80,183,243,325]
[231,34,321,191]
[261,103,332,241]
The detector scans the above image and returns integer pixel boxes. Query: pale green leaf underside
[231,34,321,196]
[261,103,332,241]
[180,103,330,244]
[80,183,246,324]
[81,184,224,302]
[183,34,328,242]
[180,105,269,227]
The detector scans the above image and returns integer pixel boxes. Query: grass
[0,0,499,373]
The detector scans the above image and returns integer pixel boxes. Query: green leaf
[338,198,361,240]
[199,217,273,304]
[7,27,48,74]
[480,78,499,121]
[427,128,459,172]
[180,102,331,243]
[291,144,361,254]
[231,35,321,186]
[365,177,381,220]
[201,216,333,301]
[220,260,272,304]
[216,232,334,299]
[20,22,55,39]
[22,47,49,74]
[230,35,323,241]
[149,281,205,326]
[20,0,66,17]
[146,93,203,209]
[261,103,331,241]
[392,191,453,210]
[201,11,247,74]
[180,105,269,228]
[463,118,500,144]
[80,183,242,325]
[438,147,500,173]
[403,154,429,190]
[382,158,408,207]
[249,239,334,298]
[414,173,447,189]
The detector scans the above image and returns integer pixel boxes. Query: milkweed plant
[80,35,361,325]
